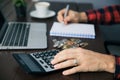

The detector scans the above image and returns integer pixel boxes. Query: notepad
[50,22,95,39]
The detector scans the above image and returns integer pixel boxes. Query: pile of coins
[52,39,88,49]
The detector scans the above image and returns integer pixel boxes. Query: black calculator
[13,49,59,74]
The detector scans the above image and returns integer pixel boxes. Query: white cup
[35,2,50,17]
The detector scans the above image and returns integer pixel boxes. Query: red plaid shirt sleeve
[115,56,120,80]
[85,5,120,24]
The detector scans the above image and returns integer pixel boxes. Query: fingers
[63,16,71,24]
[57,9,75,24]
[50,48,86,75]
[51,52,74,65]
[57,13,64,23]
[51,48,77,64]
[62,65,90,75]
[53,59,78,69]
[62,66,80,75]
[53,58,81,75]
[57,9,66,23]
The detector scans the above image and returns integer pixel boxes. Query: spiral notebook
[50,22,95,39]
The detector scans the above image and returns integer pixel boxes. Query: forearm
[103,55,115,73]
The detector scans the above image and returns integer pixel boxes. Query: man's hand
[57,9,88,24]
[51,48,115,75]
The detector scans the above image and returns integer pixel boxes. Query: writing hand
[57,9,88,24]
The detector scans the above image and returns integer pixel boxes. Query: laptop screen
[0,11,5,31]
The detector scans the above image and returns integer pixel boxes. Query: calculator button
[39,60,44,64]
[30,49,59,72]
[44,65,48,68]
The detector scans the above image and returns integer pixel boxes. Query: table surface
[0,0,113,80]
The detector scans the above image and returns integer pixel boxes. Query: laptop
[0,11,47,49]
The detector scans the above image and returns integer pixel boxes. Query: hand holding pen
[57,4,70,24]
[57,5,87,24]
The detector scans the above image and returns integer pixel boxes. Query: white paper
[50,22,95,39]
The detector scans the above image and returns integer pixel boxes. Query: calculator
[12,49,59,74]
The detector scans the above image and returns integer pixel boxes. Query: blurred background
[34,0,120,9]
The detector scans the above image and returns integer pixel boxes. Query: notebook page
[50,22,95,39]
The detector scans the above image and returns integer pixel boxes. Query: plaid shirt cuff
[115,56,120,80]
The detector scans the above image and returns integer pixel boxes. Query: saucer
[30,10,56,19]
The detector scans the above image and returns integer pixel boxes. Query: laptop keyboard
[1,22,30,46]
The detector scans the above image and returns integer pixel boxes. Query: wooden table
[0,0,113,80]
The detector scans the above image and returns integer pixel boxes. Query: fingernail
[63,71,68,75]
[51,60,54,64]
[54,65,59,69]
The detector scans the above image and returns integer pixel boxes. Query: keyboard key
[2,22,30,46]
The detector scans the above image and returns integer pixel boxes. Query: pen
[64,4,70,18]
